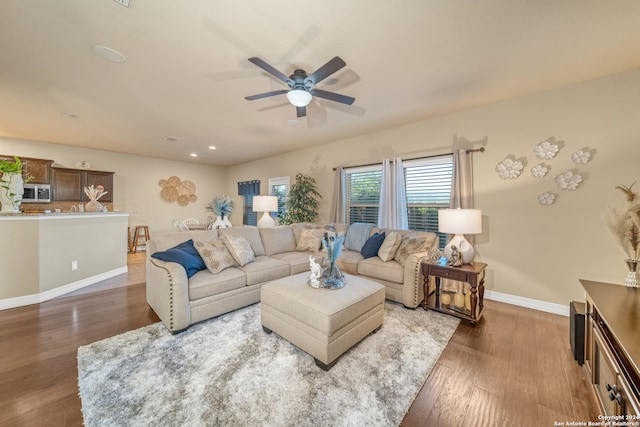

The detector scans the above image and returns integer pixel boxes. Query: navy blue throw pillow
[151,239,206,278]
[360,232,386,259]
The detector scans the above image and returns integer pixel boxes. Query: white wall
[0,138,227,234]
[226,69,640,306]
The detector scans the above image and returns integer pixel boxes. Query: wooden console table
[421,262,487,323]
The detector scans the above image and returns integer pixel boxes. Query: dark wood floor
[0,253,598,426]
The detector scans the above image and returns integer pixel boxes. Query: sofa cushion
[222,234,255,267]
[239,256,290,286]
[378,231,402,262]
[218,226,265,256]
[358,256,404,284]
[188,267,247,300]
[394,233,434,267]
[193,238,237,274]
[271,251,325,275]
[360,232,386,259]
[153,230,218,252]
[335,250,364,275]
[344,223,375,251]
[296,228,325,252]
[259,226,297,256]
[151,239,206,278]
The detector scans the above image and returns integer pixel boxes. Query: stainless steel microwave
[22,183,51,203]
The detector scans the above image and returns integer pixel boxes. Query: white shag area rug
[77,302,459,427]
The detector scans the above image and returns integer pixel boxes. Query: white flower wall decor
[534,141,559,160]
[495,157,524,179]
[571,150,591,164]
[555,171,582,190]
[538,192,556,205]
[531,164,549,178]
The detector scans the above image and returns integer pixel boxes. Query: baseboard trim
[484,290,569,317]
[0,267,128,311]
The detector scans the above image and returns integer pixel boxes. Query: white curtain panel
[329,166,345,224]
[378,158,408,229]
[450,148,474,209]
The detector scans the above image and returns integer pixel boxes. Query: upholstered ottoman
[260,272,385,370]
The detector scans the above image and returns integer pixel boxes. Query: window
[243,195,257,226]
[268,176,290,220]
[404,155,453,248]
[345,165,382,225]
[343,154,453,249]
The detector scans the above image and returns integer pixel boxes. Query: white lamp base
[444,233,475,264]
[257,212,276,228]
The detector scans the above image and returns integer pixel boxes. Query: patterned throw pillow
[222,234,255,267]
[296,228,325,252]
[193,238,237,274]
[394,233,432,267]
[378,231,402,262]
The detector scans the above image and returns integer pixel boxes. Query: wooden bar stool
[132,225,150,253]
[127,226,133,253]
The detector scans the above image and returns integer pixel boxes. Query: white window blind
[344,165,382,225]
[404,154,453,248]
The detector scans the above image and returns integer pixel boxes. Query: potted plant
[0,156,31,213]
[279,173,321,224]
[206,195,234,228]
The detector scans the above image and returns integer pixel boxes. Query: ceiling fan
[244,56,355,118]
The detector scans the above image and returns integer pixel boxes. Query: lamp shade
[438,209,482,234]
[252,195,278,213]
[286,89,312,107]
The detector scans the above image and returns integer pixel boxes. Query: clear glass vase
[625,259,639,288]
[321,262,346,289]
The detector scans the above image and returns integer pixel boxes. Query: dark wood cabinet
[0,155,52,184]
[581,280,640,418]
[51,167,114,202]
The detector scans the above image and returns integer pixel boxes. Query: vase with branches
[604,182,640,287]
[0,156,33,213]
[279,173,321,225]
[206,195,234,228]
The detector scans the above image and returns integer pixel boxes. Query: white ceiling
[1,1,639,166]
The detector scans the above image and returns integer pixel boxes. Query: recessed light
[91,45,126,63]
[208,146,216,150]
[190,153,198,157]
[165,136,181,142]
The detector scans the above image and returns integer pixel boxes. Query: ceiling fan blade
[248,57,291,83]
[296,106,307,118]
[244,89,289,101]
[310,89,355,105]
[306,56,346,86]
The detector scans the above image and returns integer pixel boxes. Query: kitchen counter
[0,212,130,309]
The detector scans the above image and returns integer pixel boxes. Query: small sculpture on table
[448,245,463,267]
[308,255,322,288]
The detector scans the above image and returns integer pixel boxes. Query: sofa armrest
[402,252,429,308]
[146,257,191,332]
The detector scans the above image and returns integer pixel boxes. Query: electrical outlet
[71,261,78,271]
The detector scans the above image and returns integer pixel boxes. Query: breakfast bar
[0,212,129,309]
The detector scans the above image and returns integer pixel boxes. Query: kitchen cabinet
[51,167,114,202]
[0,155,53,184]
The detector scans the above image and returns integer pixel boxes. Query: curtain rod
[332,147,484,171]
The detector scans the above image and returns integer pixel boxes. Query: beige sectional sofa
[146,223,438,332]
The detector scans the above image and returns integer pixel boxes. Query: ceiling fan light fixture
[286,89,312,107]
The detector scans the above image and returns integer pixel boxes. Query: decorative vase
[212,214,232,229]
[0,172,24,213]
[625,259,639,288]
[321,261,346,289]
[85,200,104,212]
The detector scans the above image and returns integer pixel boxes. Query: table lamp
[253,195,278,228]
[438,208,482,264]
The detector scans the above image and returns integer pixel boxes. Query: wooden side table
[421,262,487,323]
